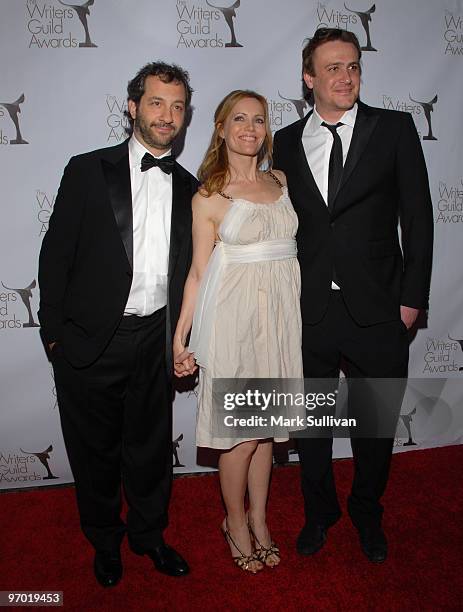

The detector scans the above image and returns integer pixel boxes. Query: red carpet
[1,446,462,611]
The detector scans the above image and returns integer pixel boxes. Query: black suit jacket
[273,101,434,326]
[38,139,198,369]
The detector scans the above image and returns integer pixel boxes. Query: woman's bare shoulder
[192,189,227,218]
[269,168,287,187]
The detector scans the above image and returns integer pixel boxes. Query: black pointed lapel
[337,103,379,198]
[101,150,133,269]
[168,164,191,281]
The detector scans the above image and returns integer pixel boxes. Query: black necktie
[321,122,343,213]
[140,152,175,174]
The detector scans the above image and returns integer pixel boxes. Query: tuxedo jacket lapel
[168,164,191,281]
[334,103,379,212]
[291,103,379,217]
[101,142,133,269]
[101,142,191,279]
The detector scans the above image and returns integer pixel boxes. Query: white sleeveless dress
[189,185,303,449]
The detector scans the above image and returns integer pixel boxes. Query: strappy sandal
[221,520,263,574]
[247,521,281,568]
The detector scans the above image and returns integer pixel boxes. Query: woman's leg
[219,440,262,572]
[247,440,280,566]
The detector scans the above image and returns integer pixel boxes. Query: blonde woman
[173,90,302,573]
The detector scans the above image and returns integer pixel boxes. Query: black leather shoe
[296,524,327,556]
[94,550,122,587]
[358,526,387,563]
[145,544,190,577]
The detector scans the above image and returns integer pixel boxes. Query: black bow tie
[140,152,175,174]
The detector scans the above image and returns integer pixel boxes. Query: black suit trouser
[299,291,409,529]
[52,308,172,552]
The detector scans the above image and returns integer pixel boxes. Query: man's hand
[400,305,419,329]
[173,347,197,377]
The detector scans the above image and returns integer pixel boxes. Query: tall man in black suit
[38,62,198,585]
[273,29,433,563]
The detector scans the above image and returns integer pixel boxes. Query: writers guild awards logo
[409,94,438,141]
[175,0,243,49]
[343,3,377,51]
[206,0,242,47]
[400,407,417,446]
[265,92,308,132]
[105,94,130,142]
[0,280,40,329]
[25,0,98,49]
[422,335,463,374]
[314,2,377,52]
[395,393,453,448]
[448,334,463,371]
[0,446,60,484]
[58,0,97,47]
[20,445,59,480]
[382,94,421,115]
[172,433,185,468]
[435,179,463,224]
[0,449,48,484]
[36,190,55,235]
[443,12,463,56]
[278,92,309,120]
[0,94,29,145]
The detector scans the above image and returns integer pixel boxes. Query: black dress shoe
[296,524,327,556]
[145,544,190,577]
[358,526,387,563]
[94,550,122,587]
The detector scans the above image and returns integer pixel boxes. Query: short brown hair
[302,28,362,76]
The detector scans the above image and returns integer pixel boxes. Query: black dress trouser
[52,308,172,553]
[299,291,409,529]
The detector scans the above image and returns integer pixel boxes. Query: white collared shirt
[302,103,358,204]
[302,103,358,289]
[124,134,172,316]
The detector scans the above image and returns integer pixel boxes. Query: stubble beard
[135,115,177,152]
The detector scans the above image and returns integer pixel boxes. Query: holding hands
[173,340,197,377]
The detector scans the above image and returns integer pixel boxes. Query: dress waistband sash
[220,238,297,263]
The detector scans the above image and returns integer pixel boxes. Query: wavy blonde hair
[198,90,273,197]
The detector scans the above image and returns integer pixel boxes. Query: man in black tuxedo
[273,29,433,562]
[38,62,198,585]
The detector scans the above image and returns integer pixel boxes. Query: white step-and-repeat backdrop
[1,0,462,489]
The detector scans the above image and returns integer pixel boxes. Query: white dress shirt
[124,134,172,316]
[302,103,358,289]
[302,103,357,203]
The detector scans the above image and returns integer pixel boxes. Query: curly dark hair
[125,61,193,128]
